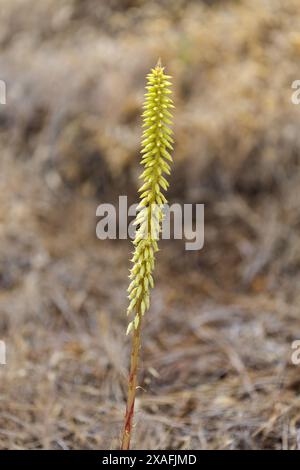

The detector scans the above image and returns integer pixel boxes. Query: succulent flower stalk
[121,60,174,450]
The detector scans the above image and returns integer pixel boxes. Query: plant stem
[121,311,142,450]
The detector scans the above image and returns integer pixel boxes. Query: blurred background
[0,0,300,450]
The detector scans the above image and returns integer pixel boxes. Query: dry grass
[0,0,300,449]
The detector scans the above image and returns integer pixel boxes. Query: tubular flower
[126,60,174,334]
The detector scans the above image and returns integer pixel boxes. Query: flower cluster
[126,61,174,334]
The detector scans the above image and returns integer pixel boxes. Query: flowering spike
[121,62,174,451]
[126,62,174,333]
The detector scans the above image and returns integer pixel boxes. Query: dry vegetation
[0,0,300,449]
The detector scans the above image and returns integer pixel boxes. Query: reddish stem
[121,313,142,450]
